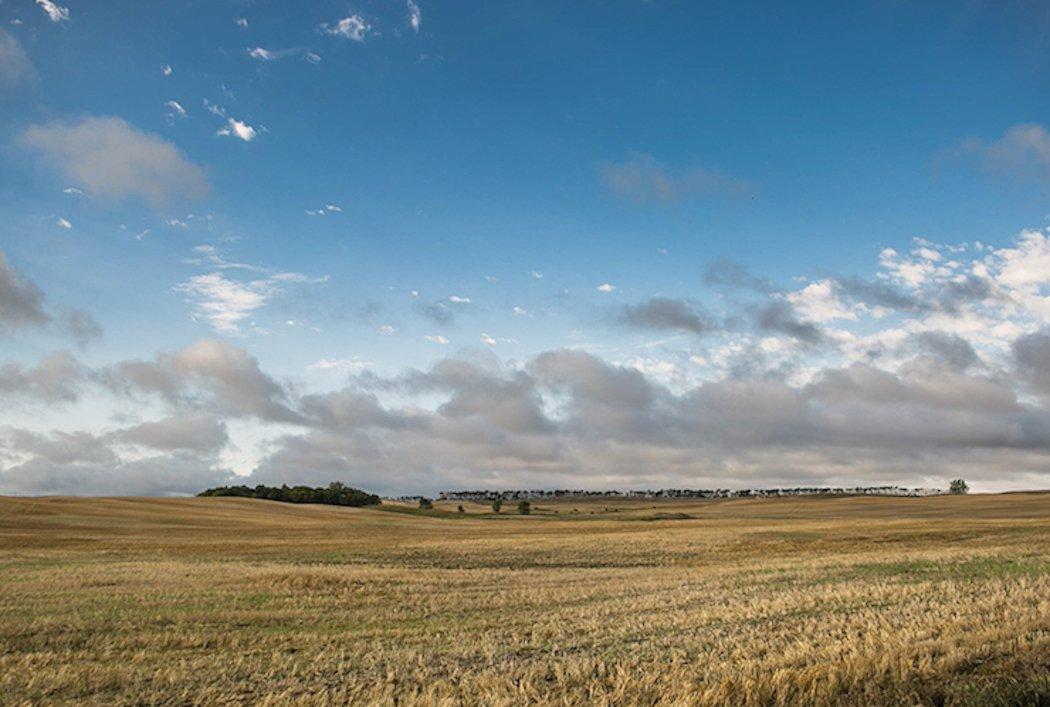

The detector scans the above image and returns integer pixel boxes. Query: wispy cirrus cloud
[174,248,327,335]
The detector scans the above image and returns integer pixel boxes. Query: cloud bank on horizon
[3,1,1050,495]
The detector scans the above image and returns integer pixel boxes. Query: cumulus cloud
[13,226,1050,495]
[320,15,369,41]
[0,351,88,403]
[1014,329,1050,398]
[0,252,101,345]
[753,300,826,345]
[910,331,979,371]
[0,252,48,330]
[109,339,302,424]
[601,152,751,204]
[217,117,258,141]
[114,413,228,453]
[23,116,210,207]
[619,297,710,335]
[229,344,1050,495]
[0,433,234,496]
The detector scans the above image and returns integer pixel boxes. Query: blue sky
[3,0,1050,496]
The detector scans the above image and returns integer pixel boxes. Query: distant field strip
[1,494,1049,705]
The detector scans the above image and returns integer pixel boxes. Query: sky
[3,0,1050,496]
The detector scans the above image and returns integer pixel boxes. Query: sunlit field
[2,493,1049,705]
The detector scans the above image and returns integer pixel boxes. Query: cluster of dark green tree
[198,482,381,507]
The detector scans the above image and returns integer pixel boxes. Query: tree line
[198,482,381,507]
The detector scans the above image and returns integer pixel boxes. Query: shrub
[950,479,969,495]
[518,500,531,515]
[457,505,465,513]
[419,498,434,509]
[198,482,380,507]
[492,499,503,513]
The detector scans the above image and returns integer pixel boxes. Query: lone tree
[517,500,531,515]
[491,499,502,513]
[418,497,434,509]
[949,479,969,495]
[457,504,465,513]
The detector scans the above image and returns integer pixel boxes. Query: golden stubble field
[1,493,1049,705]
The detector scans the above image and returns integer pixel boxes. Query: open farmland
[1,493,1049,705]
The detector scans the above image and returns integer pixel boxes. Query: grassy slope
[1,493,1049,704]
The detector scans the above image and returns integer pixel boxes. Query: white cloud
[786,280,858,323]
[990,229,1050,289]
[424,334,449,345]
[480,334,497,346]
[235,17,248,28]
[174,251,327,335]
[597,283,616,293]
[161,65,172,77]
[56,217,71,229]
[217,118,258,142]
[62,187,82,195]
[378,324,396,335]
[305,204,341,216]
[320,15,369,41]
[164,100,187,124]
[448,295,472,304]
[35,0,69,23]
[407,0,422,32]
[513,306,530,317]
[309,358,373,373]
[174,273,270,335]
[248,47,274,61]
[531,271,543,279]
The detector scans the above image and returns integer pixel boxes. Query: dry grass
[2,493,1049,705]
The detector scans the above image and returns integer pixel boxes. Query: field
[2,493,1050,705]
